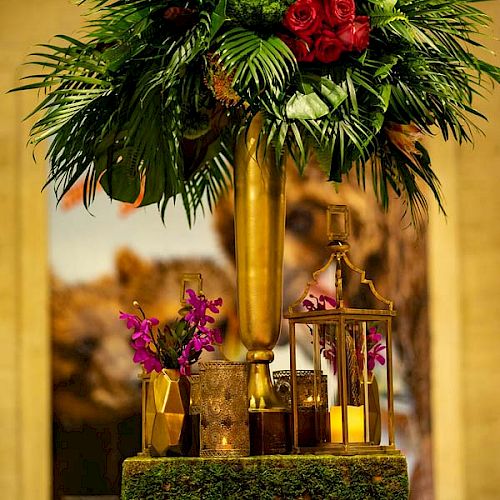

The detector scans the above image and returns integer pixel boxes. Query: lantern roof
[286,205,395,319]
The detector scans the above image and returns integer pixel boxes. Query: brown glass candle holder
[199,361,250,457]
[248,409,292,455]
[273,370,328,447]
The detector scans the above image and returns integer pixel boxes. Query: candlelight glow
[330,405,365,443]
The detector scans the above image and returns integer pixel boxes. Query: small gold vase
[149,368,191,456]
[365,375,382,445]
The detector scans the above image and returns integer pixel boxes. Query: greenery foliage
[227,0,294,29]
[122,455,409,499]
[14,0,499,223]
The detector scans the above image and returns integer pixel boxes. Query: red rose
[315,28,344,63]
[352,16,370,51]
[324,0,355,27]
[283,0,323,38]
[279,34,315,62]
[337,16,370,52]
[336,22,355,51]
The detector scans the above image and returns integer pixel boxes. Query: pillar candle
[330,405,365,443]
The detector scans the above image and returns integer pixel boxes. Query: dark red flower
[324,0,355,27]
[338,16,370,52]
[352,16,370,51]
[315,28,344,63]
[279,34,315,62]
[283,0,323,38]
[336,21,355,51]
[163,6,199,32]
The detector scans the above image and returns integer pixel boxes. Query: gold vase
[366,375,382,445]
[149,368,191,456]
[234,113,286,409]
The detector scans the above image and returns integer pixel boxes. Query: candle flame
[222,436,227,446]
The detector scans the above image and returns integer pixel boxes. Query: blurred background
[0,1,498,499]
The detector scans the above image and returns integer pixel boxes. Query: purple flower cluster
[303,293,337,311]
[302,294,385,376]
[366,326,386,372]
[119,289,223,376]
[119,312,162,373]
[177,289,223,376]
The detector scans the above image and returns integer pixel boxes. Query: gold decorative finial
[180,273,203,305]
[326,205,350,243]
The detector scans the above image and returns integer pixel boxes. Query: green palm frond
[181,143,234,224]
[215,27,297,99]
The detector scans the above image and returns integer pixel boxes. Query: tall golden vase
[234,114,286,409]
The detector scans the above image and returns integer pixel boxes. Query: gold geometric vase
[234,113,286,409]
[149,368,191,456]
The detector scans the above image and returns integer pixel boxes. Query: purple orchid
[184,289,221,327]
[131,344,162,373]
[119,312,142,330]
[302,293,337,311]
[143,354,163,374]
[367,343,386,372]
[120,290,223,375]
[367,326,382,344]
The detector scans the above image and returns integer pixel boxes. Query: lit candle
[330,405,365,443]
[303,395,314,408]
[219,436,233,450]
[249,396,256,409]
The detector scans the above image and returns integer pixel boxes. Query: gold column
[234,113,286,409]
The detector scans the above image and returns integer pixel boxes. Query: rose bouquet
[280,0,370,63]
[14,0,499,223]
[119,289,223,376]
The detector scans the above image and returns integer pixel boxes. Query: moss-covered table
[122,454,408,499]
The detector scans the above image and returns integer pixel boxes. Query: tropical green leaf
[286,92,329,120]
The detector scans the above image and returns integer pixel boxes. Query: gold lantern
[284,205,400,455]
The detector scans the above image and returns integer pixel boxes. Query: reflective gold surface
[149,368,190,456]
[199,361,250,457]
[234,113,286,409]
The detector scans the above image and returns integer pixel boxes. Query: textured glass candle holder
[199,361,250,457]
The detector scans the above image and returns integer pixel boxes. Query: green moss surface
[122,454,408,499]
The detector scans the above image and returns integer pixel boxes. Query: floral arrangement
[119,289,223,375]
[303,294,385,375]
[14,0,499,223]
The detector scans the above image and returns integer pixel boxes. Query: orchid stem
[133,300,146,319]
